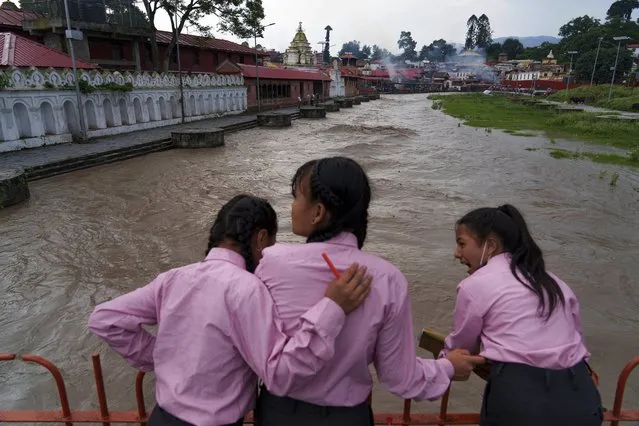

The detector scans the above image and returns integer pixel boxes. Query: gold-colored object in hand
[419,328,492,381]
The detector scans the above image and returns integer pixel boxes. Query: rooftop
[238,64,330,81]
[0,32,97,68]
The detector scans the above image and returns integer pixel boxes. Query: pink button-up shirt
[88,248,346,426]
[255,232,454,406]
[441,253,589,369]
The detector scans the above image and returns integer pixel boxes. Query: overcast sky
[153,0,626,53]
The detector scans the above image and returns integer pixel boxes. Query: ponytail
[457,204,565,319]
[291,157,370,249]
[206,194,278,273]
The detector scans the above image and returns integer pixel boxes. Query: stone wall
[0,67,248,152]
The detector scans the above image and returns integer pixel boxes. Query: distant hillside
[493,36,561,47]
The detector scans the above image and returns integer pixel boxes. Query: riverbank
[428,93,639,167]
[548,85,639,113]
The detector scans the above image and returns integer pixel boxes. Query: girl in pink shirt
[443,204,603,426]
[89,195,372,426]
[255,157,484,426]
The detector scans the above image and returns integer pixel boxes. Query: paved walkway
[0,108,299,172]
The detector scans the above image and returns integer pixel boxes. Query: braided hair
[206,194,278,273]
[291,157,371,249]
[457,204,565,320]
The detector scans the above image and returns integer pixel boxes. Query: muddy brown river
[1,94,638,418]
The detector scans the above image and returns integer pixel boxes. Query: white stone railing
[0,67,248,152]
[0,67,244,90]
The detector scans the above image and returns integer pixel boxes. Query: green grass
[428,94,639,167]
[548,85,639,113]
[548,148,638,167]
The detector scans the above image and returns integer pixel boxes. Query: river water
[1,94,638,418]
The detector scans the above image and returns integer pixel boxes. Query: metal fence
[19,0,150,28]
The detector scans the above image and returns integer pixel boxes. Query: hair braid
[205,195,278,273]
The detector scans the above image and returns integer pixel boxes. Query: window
[194,50,200,65]
[239,55,245,64]
[143,44,152,62]
[112,42,124,60]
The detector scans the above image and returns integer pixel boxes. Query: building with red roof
[239,64,330,110]
[0,32,97,68]
[0,3,266,73]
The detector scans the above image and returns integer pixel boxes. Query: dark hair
[206,194,278,273]
[291,157,371,249]
[457,204,565,319]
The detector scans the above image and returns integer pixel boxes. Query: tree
[371,44,392,61]
[606,0,639,22]
[339,40,363,58]
[559,15,601,38]
[486,42,503,60]
[574,47,634,84]
[241,41,249,47]
[476,14,493,49]
[104,0,150,27]
[398,31,418,61]
[520,42,560,61]
[361,44,372,59]
[465,15,478,50]
[501,38,524,59]
[421,39,457,61]
[140,0,265,71]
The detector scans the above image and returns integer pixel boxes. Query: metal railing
[1,337,638,425]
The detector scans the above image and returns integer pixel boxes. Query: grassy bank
[429,94,639,167]
[547,85,639,112]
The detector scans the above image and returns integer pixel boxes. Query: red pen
[321,252,340,278]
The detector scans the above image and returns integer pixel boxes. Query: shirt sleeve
[441,283,483,358]
[228,280,346,396]
[87,274,164,372]
[568,289,591,361]
[373,274,454,402]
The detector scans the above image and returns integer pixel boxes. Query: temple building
[283,22,315,67]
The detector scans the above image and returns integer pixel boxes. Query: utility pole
[590,37,603,86]
[565,51,578,100]
[174,0,185,122]
[254,22,275,112]
[609,36,630,102]
[63,0,87,141]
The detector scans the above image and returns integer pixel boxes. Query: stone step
[20,112,300,182]
[28,140,174,180]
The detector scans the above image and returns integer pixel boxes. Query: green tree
[361,44,372,59]
[574,47,634,83]
[520,42,560,61]
[606,0,639,22]
[339,40,363,58]
[501,38,524,59]
[559,15,601,38]
[104,0,150,27]
[486,42,503,60]
[398,31,418,61]
[371,45,392,61]
[476,14,493,49]
[465,15,478,50]
[143,0,264,72]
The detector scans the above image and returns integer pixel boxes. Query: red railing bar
[611,356,639,426]
[438,387,452,426]
[1,409,638,424]
[135,371,147,426]
[91,354,110,426]
[403,399,412,426]
[21,354,72,426]
[1,354,639,425]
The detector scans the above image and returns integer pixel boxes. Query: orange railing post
[21,354,73,426]
[610,356,639,426]
[91,353,110,426]
[135,371,148,426]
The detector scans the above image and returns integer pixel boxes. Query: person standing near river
[254,157,485,426]
[88,194,373,426]
[441,204,603,426]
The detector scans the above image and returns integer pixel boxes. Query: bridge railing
[1,330,638,425]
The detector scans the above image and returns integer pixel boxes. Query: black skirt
[255,386,373,426]
[147,404,244,426]
[480,361,604,426]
